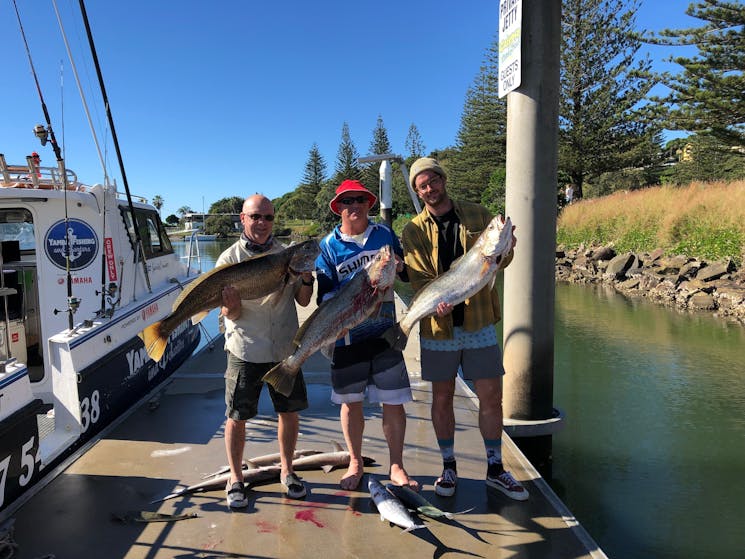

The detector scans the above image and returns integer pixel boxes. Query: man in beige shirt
[217,194,314,508]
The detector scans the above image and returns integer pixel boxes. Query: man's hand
[435,301,453,317]
[220,285,242,321]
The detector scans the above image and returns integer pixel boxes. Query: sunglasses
[245,213,275,222]
[339,195,369,205]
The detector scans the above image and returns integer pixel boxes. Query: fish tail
[382,323,408,352]
[139,321,168,362]
[261,361,299,397]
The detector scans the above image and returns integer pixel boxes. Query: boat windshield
[0,209,35,252]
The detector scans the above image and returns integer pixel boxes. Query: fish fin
[321,465,334,473]
[139,321,168,362]
[244,460,258,469]
[330,441,343,452]
[261,361,298,397]
[402,524,426,534]
[190,310,209,325]
[382,324,408,352]
[452,506,476,517]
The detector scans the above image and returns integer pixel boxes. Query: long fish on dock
[201,448,325,479]
[263,245,397,397]
[140,239,320,362]
[152,465,282,503]
[386,215,514,350]
[290,441,376,473]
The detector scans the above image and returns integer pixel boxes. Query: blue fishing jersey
[316,221,403,346]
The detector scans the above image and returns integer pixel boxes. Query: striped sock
[485,438,502,466]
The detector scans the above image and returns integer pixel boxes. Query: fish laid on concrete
[368,478,425,533]
[290,441,376,473]
[263,245,398,397]
[386,215,514,350]
[140,240,320,362]
[385,483,474,520]
[152,465,282,503]
[201,448,325,479]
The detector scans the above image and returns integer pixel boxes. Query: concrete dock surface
[5,295,606,559]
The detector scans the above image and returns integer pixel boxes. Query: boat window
[0,209,35,253]
[120,206,173,258]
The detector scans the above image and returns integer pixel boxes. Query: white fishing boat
[0,156,201,522]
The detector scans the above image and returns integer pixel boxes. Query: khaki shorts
[420,343,505,382]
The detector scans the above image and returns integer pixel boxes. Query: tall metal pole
[502,0,562,474]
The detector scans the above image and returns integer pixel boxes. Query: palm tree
[177,206,193,218]
[152,195,164,215]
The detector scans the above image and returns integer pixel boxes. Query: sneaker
[434,468,457,497]
[281,473,307,499]
[486,466,529,501]
[226,480,248,509]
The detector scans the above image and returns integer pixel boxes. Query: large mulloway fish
[385,215,514,351]
[140,239,320,362]
[368,477,426,533]
[262,244,398,397]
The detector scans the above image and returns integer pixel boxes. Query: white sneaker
[434,468,457,497]
[226,481,248,508]
[486,468,529,501]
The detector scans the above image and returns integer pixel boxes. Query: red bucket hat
[329,179,377,215]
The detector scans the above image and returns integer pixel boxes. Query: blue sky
[2,1,697,219]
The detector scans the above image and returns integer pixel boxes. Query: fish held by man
[139,239,320,362]
[385,215,514,351]
[385,483,474,520]
[368,477,426,533]
[262,245,398,397]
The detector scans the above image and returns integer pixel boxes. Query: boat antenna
[77,0,152,293]
[12,0,79,330]
[51,0,111,317]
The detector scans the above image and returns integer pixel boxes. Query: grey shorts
[330,338,412,405]
[420,343,505,382]
[225,352,308,420]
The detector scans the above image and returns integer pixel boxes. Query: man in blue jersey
[316,179,418,491]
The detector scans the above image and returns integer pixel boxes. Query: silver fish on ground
[200,448,325,479]
[368,477,426,533]
[385,215,514,351]
[151,465,282,503]
[385,483,474,520]
[263,244,398,397]
[139,239,320,362]
[290,441,376,473]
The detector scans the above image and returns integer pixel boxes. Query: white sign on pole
[498,0,522,98]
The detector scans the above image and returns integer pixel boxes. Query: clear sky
[2,0,698,219]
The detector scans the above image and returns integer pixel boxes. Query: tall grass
[557,180,745,266]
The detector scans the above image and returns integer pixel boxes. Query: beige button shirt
[215,238,300,363]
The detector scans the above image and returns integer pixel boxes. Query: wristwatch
[301,277,315,287]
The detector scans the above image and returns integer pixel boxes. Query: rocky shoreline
[555,245,745,324]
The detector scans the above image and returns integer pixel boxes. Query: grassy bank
[557,180,745,266]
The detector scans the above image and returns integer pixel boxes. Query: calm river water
[176,240,745,559]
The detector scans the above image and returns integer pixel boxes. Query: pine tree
[648,0,745,147]
[296,143,327,219]
[315,122,362,227]
[560,0,661,199]
[404,124,426,159]
[362,115,392,194]
[448,38,507,204]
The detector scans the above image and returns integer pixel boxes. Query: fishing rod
[12,0,78,330]
[77,0,152,294]
[51,0,113,318]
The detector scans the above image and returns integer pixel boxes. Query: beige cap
[409,157,446,188]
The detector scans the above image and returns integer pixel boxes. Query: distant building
[183,212,241,232]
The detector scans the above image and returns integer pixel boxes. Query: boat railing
[181,230,203,276]
[0,153,84,191]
